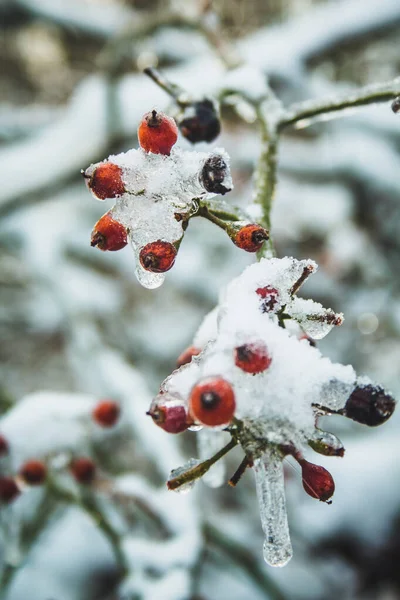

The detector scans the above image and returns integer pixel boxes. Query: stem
[47,479,128,576]
[290,264,315,295]
[254,100,280,258]
[228,455,251,487]
[167,438,237,491]
[143,67,189,105]
[279,77,400,131]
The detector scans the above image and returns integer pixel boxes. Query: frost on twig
[149,257,396,567]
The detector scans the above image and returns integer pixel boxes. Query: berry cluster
[148,257,396,566]
[83,109,269,289]
[0,400,120,504]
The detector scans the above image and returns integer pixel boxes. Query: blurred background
[1,0,400,598]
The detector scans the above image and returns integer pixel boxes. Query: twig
[167,438,237,491]
[228,455,251,487]
[279,77,400,131]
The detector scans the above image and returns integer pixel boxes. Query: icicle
[253,447,293,567]
[197,429,226,488]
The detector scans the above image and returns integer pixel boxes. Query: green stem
[254,101,279,258]
[279,77,400,131]
[168,438,237,491]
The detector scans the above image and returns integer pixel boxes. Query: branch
[167,438,237,491]
[279,77,400,131]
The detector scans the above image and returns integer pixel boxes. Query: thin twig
[279,77,400,131]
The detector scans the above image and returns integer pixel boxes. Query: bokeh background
[1,0,400,598]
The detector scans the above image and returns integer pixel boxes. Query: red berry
[233,224,269,252]
[84,162,125,200]
[189,376,236,426]
[92,400,120,428]
[300,459,335,502]
[70,457,96,485]
[0,435,9,456]
[139,240,177,273]
[147,402,190,434]
[176,346,201,368]
[19,459,47,485]
[91,212,128,252]
[234,341,272,374]
[0,477,20,503]
[256,286,280,312]
[138,109,178,155]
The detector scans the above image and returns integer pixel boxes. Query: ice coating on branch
[254,448,292,567]
[169,458,202,494]
[84,146,233,289]
[154,257,396,567]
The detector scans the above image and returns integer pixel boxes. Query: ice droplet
[134,263,165,289]
[197,429,226,488]
[253,448,293,567]
[169,458,202,494]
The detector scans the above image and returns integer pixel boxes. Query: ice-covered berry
[19,459,47,485]
[91,212,128,252]
[83,162,125,200]
[233,224,269,252]
[299,458,335,502]
[178,99,221,144]
[147,402,190,434]
[256,286,280,313]
[139,240,177,273]
[234,341,272,374]
[177,346,201,368]
[0,477,20,503]
[70,457,96,485]
[189,376,236,426]
[92,400,120,428]
[138,109,178,155]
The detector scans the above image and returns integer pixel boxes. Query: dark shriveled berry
[200,153,232,195]
[19,460,47,485]
[178,99,221,144]
[139,241,177,273]
[233,224,269,252]
[391,97,400,114]
[0,434,9,456]
[342,384,395,426]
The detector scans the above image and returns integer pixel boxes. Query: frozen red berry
[92,400,120,428]
[342,384,395,426]
[189,376,236,426]
[179,99,221,144]
[83,162,125,200]
[0,435,9,456]
[234,341,272,374]
[91,212,128,252]
[176,346,201,368]
[70,457,96,485]
[139,240,177,273]
[19,459,47,485]
[299,458,335,502]
[138,109,178,155]
[256,286,280,313]
[147,401,190,434]
[0,477,20,503]
[233,224,269,252]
